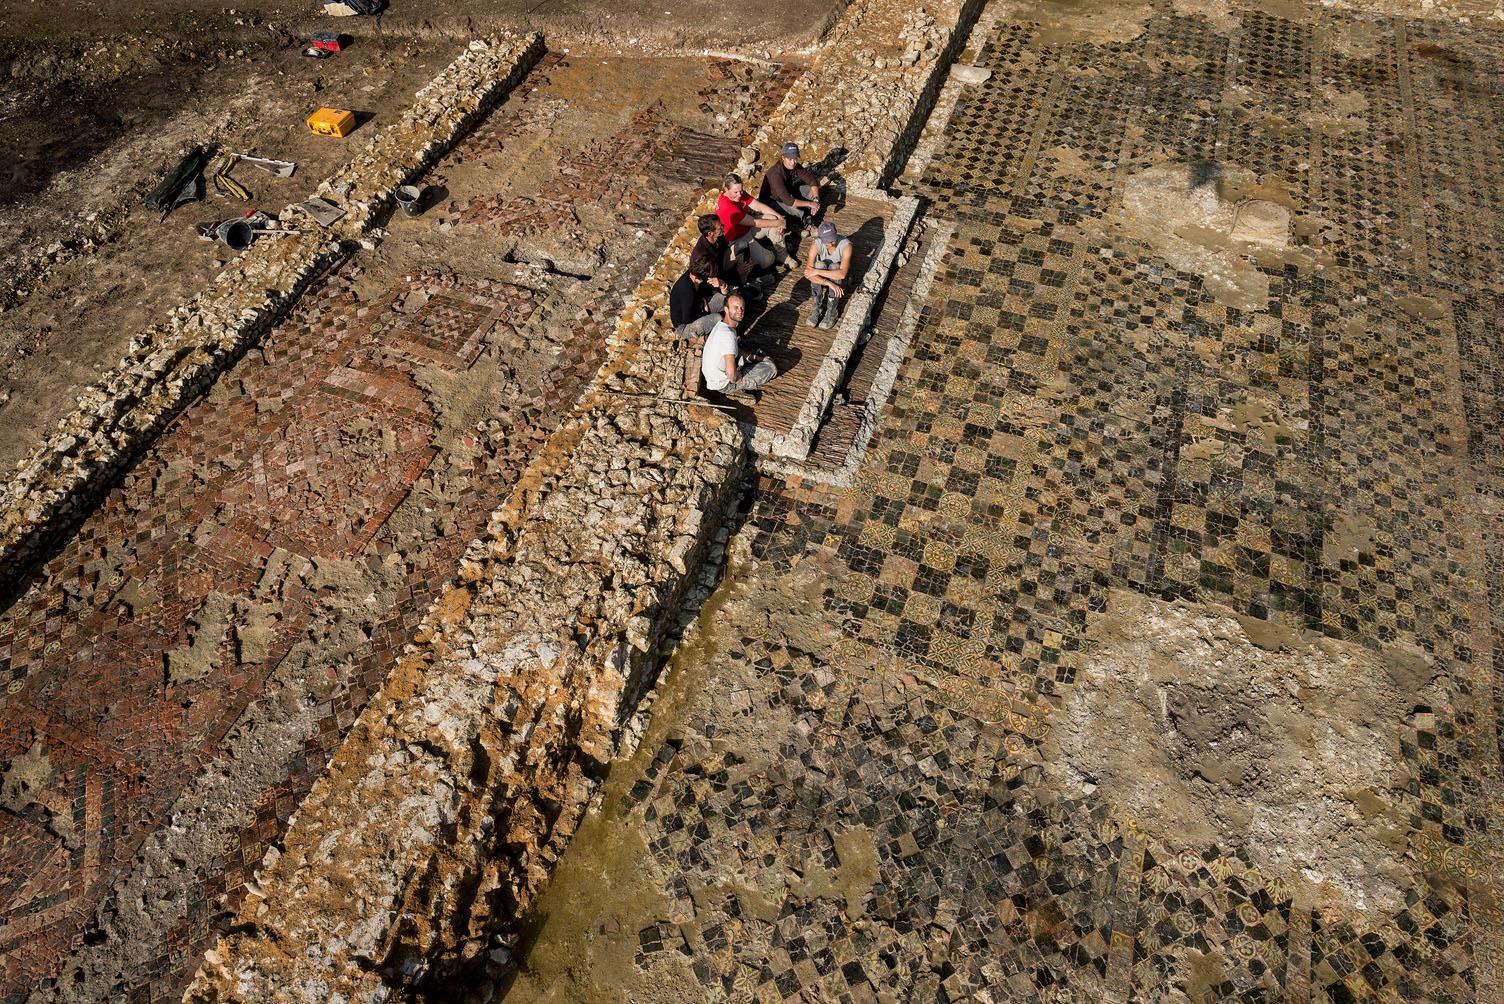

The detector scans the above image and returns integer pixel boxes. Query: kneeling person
[670,258,725,340]
[702,294,776,400]
[804,221,852,330]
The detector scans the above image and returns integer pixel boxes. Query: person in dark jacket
[759,142,822,230]
[670,258,725,340]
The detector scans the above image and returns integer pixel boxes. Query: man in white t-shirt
[701,294,776,400]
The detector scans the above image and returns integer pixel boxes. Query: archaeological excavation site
[1,0,1502,1001]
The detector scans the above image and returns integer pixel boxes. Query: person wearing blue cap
[803,220,852,330]
[759,142,823,231]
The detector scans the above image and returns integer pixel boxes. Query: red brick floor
[728,195,892,434]
[0,268,605,1002]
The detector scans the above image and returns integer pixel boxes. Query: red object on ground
[311,33,347,52]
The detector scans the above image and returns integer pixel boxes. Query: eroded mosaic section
[504,2,1502,1002]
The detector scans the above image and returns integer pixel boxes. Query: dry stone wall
[185,399,744,1004]
[185,0,987,1000]
[734,0,986,191]
[0,33,544,587]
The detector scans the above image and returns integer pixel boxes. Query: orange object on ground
[306,107,357,137]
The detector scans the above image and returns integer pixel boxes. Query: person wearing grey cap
[803,220,852,330]
[759,142,823,231]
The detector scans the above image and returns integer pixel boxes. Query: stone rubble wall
[734,0,986,191]
[0,33,545,588]
[185,397,744,1004]
[185,0,985,1000]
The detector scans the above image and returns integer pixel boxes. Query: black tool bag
[145,146,211,219]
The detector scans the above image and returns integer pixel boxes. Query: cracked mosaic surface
[505,3,1503,1001]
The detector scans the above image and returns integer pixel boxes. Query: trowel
[296,197,347,227]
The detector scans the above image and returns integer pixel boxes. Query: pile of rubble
[186,399,744,1003]
[735,0,983,191]
[0,33,545,586]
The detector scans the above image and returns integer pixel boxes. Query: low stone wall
[734,0,986,191]
[185,399,743,1003]
[184,0,985,999]
[0,33,544,590]
[752,192,920,461]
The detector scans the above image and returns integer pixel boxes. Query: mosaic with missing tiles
[504,4,1503,1003]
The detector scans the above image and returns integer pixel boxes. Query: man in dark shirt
[691,213,773,299]
[669,258,725,340]
[759,142,822,229]
[690,214,739,285]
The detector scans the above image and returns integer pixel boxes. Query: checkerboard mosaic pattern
[506,4,1504,1002]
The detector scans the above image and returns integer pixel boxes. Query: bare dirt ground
[0,0,839,472]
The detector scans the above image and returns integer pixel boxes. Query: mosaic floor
[502,3,1504,1002]
[0,53,782,1004]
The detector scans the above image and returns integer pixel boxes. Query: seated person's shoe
[806,288,827,327]
[726,387,761,403]
[819,300,841,329]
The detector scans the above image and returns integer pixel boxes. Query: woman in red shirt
[716,173,787,271]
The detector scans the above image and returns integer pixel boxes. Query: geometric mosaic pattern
[2,49,794,1004]
[0,270,570,1004]
[503,4,1504,1002]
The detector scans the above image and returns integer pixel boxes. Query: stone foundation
[183,0,986,999]
[184,398,744,1004]
[0,34,544,590]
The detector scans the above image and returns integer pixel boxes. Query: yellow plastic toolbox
[306,107,357,137]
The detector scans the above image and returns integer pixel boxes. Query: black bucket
[216,219,254,252]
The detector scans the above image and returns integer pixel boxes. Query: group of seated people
[668,142,854,402]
